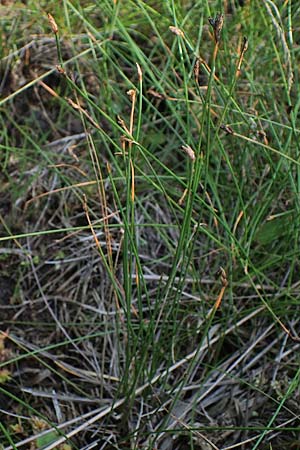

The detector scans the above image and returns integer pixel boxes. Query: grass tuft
[1,1,300,449]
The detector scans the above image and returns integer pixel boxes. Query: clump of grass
[1,1,300,449]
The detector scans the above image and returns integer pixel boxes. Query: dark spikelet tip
[209,12,224,44]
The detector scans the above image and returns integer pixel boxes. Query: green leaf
[36,431,59,447]
[255,213,294,245]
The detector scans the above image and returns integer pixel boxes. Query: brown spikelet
[136,63,142,82]
[169,26,184,38]
[47,13,58,34]
[181,144,195,161]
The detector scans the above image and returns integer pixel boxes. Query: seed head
[47,13,58,34]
